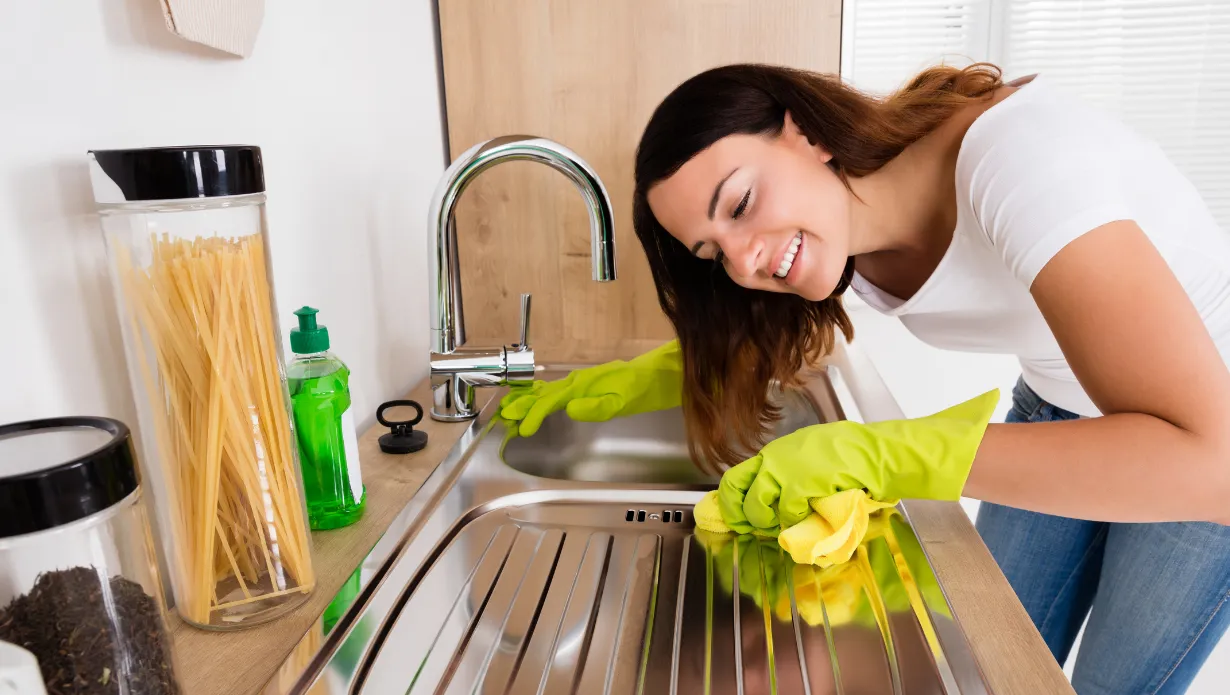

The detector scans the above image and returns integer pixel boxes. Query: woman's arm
[963,220,1230,524]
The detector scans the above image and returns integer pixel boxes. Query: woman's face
[646,113,853,302]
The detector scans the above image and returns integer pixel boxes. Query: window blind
[999,1,1230,227]
[841,0,992,96]
[842,0,1230,229]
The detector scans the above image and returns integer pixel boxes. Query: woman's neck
[850,79,1029,257]
[844,82,1024,300]
[847,108,976,256]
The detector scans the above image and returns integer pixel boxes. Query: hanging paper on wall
[160,0,265,58]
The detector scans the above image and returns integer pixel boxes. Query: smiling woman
[633,63,1002,464]
[498,58,1230,692]
[610,60,1230,694]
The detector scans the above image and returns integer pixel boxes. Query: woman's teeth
[775,232,803,278]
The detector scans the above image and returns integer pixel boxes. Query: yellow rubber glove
[499,340,682,436]
[694,489,892,563]
[719,390,999,534]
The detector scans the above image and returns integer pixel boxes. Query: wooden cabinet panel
[438,0,841,362]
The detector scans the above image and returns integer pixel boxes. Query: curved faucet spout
[426,136,618,421]
[427,136,617,356]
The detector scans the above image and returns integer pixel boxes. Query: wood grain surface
[908,499,1076,694]
[436,0,843,363]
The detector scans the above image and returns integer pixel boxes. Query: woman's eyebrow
[707,168,739,220]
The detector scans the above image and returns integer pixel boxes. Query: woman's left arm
[963,220,1230,524]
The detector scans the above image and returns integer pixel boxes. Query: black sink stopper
[376,399,428,454]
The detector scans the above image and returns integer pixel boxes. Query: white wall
[0,0,446,433]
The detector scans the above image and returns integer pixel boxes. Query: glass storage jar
[0,417,181,694]
[88,146,315,629]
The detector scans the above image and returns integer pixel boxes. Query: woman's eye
[732,190,751,219]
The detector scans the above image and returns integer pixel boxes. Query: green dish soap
[288,306,366,530]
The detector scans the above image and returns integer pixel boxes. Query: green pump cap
[290,306,330,354]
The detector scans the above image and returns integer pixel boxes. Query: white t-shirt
[851,74,1230,417]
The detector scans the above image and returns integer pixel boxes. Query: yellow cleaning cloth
[693,489,896,566]
[692,489,731,533]
[778,490,896,566]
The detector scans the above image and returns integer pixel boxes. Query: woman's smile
[774,231,803,279]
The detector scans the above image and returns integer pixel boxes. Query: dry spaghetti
[115,233,313,626]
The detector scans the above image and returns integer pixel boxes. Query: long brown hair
[633,63,1003,471]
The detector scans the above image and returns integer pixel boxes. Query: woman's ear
[783,111,834,164]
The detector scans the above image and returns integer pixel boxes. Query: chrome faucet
[427,136,618,421]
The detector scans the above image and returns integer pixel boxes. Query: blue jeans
[976,379,1230,694]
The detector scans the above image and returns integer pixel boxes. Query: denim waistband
[1011,377,1083,422]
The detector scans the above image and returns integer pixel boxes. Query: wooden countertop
[171,377,1073,695]
[905,499,1074,693]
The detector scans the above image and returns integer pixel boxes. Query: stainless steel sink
[268,341,991,695]
[500,386,824,485]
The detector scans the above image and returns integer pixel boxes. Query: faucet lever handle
[517,293,532,350]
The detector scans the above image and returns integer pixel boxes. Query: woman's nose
[723,234,763,278]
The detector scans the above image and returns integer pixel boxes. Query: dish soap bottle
[288,306,365,529]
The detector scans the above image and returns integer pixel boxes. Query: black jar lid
[0,417,140,538]
[87,145,265,202]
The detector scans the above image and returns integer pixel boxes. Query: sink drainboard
[352,495,988,694]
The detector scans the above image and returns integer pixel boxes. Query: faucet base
[431,374,479,421]
[430,410,478,422]
[429,345,536,421]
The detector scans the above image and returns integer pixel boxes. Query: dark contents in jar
[0,567,179,695]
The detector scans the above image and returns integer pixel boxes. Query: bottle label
[341,405,363,503]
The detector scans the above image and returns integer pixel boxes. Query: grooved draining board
[354,497,984,694]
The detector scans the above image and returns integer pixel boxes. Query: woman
[500,63,1230,693]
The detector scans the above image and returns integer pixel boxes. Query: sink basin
[500,376,830,484]
[269,343,991,695]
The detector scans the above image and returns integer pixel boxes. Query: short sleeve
[959,93,1135,288]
